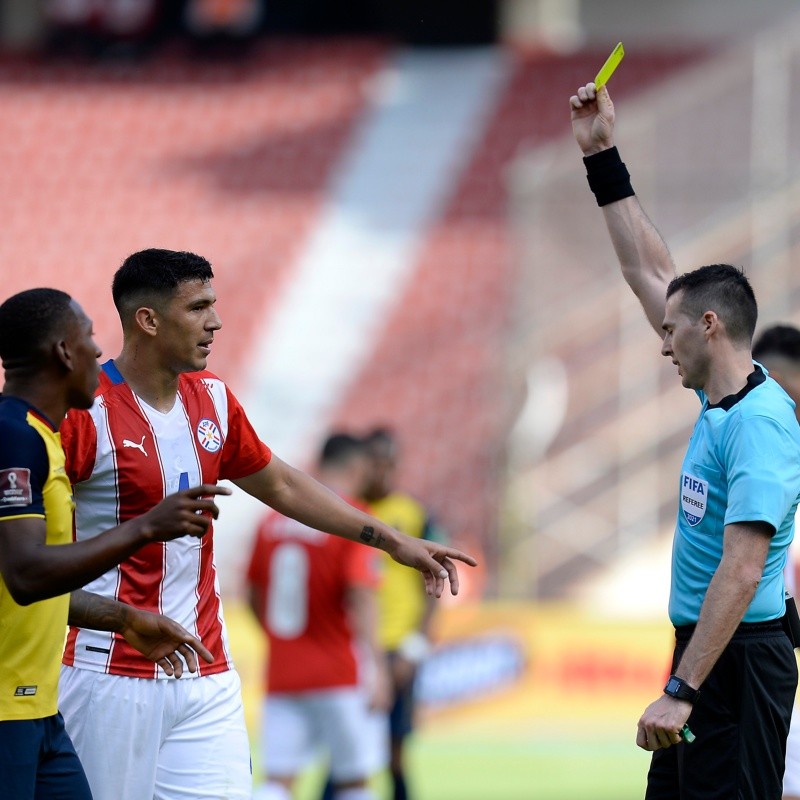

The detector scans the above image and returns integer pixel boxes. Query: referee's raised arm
[570,82,676,337]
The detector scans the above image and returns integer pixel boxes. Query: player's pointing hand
[387,535,478,598]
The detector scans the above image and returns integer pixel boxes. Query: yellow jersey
[371,492,441,650]
[0,397,73,721]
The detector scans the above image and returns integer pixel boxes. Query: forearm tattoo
[359,526,385,549]
[68,589,126,632]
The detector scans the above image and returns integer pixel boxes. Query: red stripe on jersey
[62,405,98,486]
[194,531,228,675]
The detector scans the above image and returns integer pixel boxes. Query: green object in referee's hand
[680,724,696,744]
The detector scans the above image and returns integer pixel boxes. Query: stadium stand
[0,38,386,375]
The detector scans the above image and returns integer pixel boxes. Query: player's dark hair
[364,426,398,458]
[320,433,365,467]
[666,264,757,344]
[112,249,214,319]
[0,288,74,371]
[753,324,800,364]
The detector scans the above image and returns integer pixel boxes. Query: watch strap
[663,675,700,704]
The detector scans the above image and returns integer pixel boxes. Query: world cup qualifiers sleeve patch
[0,467,33,508]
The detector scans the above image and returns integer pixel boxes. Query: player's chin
[68,387,97,410]
[182,354,209,373]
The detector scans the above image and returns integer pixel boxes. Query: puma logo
[122,436,148,457]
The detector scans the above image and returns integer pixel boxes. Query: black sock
[392,770,408,800]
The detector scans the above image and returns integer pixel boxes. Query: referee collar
[706,365,766,411]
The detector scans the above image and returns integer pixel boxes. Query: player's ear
[703,310,719,337]
[133,306,159,337]
[54,338,73,372]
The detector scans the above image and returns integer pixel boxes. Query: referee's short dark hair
[0,288,74,370]
[667,264,757,345]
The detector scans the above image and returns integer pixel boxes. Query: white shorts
[262,686,387,783]
[785,702,800,794]
[59,666,252,800]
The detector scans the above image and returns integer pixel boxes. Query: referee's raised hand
[570,82,616,156]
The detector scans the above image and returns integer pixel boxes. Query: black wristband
[583,146,635,207]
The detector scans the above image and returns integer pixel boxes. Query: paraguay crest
[196,418,222,452]
[681,472,708,526]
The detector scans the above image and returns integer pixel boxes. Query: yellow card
[594,42,624,89]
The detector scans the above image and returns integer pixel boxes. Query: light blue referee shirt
[669,365,800,626]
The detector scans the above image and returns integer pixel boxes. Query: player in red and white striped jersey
[57,249,476,800]
[61,362,268,678]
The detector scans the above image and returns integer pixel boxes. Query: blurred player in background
[362,428,445,800]
[247,432,390,800]
[0,287,225,799]
[752,325,800,800]
[57,249,473,800]
[321,427,445,800]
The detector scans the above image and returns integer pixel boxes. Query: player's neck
[113,351,179,413]
[2,375,67,430]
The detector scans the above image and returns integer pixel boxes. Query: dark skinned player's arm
[0,484,227,605]
[68,590,213,678]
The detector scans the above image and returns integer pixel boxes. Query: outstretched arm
[570,82,676,336]
[69,590,214,678]
[233,456,477,598]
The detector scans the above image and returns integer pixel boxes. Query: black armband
[583,146,635,207]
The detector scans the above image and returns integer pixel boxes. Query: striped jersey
[60,360,271,678]
[0,397,73,720]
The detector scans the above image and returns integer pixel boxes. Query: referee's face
[661,291,709,390]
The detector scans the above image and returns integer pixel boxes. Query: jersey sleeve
[0,419,48,519]
[724,414,800,532]
[219,386,272,480]
[60,408,97,485]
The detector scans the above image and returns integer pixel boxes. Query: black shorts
[0,712,92,800]
[646,619,797,800]
[387,651,417,740]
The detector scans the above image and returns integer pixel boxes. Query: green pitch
[286,728,648,800]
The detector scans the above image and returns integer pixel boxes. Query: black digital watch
[663,675,700,704]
